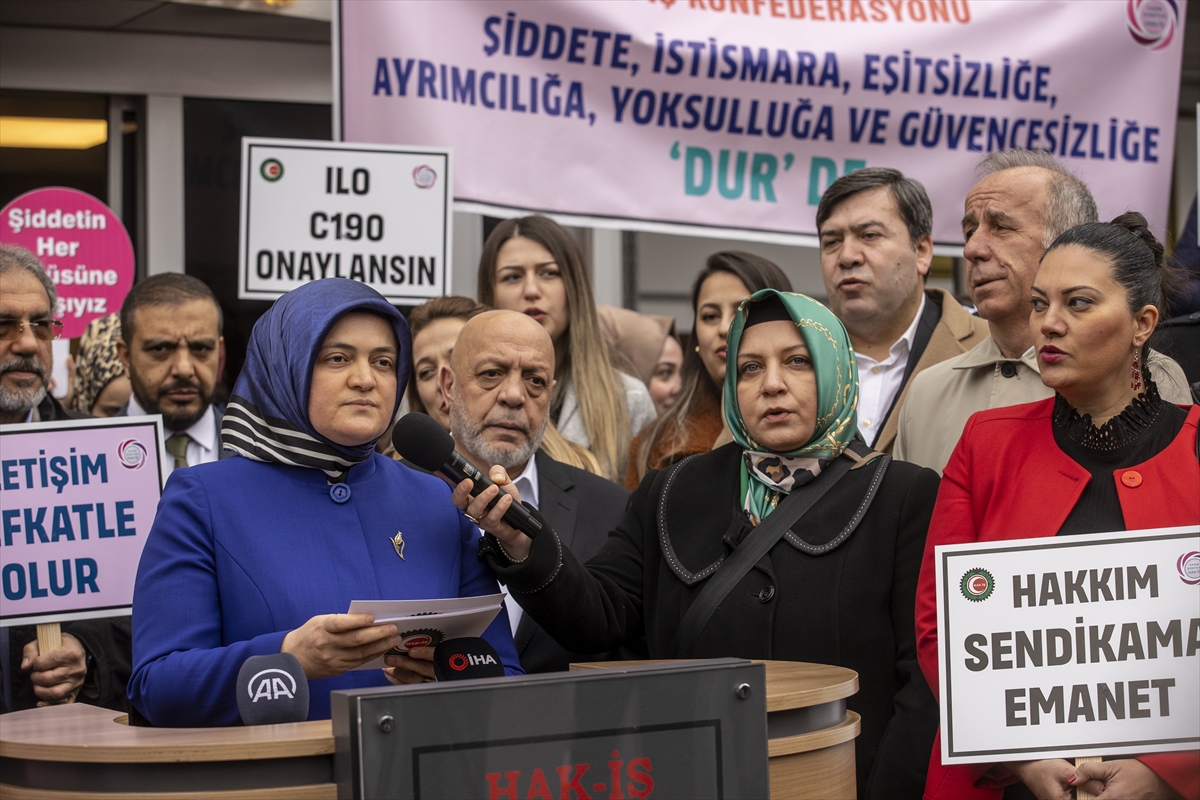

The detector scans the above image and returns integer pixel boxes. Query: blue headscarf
[221,279,411,480]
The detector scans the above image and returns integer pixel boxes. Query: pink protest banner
[336,0,1184,245]
[0,416,164,626]
[1,187,135,339]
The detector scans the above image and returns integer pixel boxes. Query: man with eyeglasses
[0,245,72,425]
[0,244,131,715]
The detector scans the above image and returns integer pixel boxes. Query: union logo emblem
[117,439,147,469]
[1127,0,1178,51]
[412,165,437,189]
[260,158,284,181]
[960,568,995,602]
[394,628,444,653]
[1177,551,1200,586]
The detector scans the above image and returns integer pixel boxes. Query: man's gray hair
[976,149,1098,249]
[0,244,57,310]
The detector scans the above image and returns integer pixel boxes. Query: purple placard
[0,416,164,626]
[0,187,135,340]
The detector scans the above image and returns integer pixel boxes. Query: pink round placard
[1,187,135,339]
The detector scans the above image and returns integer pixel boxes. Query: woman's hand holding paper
[281,613,400,680]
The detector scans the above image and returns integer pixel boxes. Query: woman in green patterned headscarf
[467,291,942,800]
[724,288,860,524]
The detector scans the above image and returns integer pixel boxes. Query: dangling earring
[1130,347,1142,392]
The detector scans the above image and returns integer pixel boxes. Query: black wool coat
[515,452,644,673]
[484,442,941,800]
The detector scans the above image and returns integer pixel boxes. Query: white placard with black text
[238,137,452,304]
[936,526,1200,765]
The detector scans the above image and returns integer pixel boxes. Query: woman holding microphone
[915,214,1199,800]
[454,289,942,799]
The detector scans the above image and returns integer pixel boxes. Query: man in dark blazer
[116,274,227,476]
[440,309,636,673]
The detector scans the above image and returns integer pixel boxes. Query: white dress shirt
[127,396,219,479]
[475,455,540,638]
[854,294,926,446]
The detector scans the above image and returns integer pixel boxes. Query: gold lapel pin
[390,531,405,560]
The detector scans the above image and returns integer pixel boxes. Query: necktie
[165,433,191,470]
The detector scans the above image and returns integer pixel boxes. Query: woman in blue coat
[128,279,521,726]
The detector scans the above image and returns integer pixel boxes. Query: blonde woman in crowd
[478,216,655,480]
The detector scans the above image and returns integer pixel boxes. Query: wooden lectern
[0,706,337,798]
[0,659,857,798]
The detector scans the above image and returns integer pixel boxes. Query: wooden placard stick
[36,622,62,657]
[1074,756,1102,800]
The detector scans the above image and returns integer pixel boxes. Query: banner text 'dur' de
[337,0,1184,244]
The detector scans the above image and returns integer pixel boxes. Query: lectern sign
[238,137,452,304]
[0,417,164,626]
[333,660,770,798]
[935,526,1200,765]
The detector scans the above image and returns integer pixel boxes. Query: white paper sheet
[347,594,505,670]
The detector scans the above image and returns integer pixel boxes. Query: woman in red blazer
[915,213,1199,800]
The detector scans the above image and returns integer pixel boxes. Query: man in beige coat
[818,167,988,454]
[896,149,1192,473]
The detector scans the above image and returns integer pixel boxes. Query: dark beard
[159,404,207,432]
[131,374,212,432]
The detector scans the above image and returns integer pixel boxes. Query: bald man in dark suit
[439,310,641,672]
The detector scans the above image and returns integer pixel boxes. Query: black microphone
[433,638,506,682]
[236,653,310,725]
[393,413,543,539]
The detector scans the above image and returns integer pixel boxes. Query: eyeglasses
[0,318,64,342]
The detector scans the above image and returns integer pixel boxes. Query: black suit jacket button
[758,585,775,603]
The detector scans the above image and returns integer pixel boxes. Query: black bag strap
[877,292,942,435]
[673,444,881,657]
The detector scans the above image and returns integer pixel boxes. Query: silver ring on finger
[464,512,480,525]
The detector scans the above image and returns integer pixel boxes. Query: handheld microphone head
[393,412,542,538]
[236,653,310,725]
[433,638,506,682]
[393,412,456,472]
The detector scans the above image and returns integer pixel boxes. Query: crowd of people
[1,146,1197,800]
